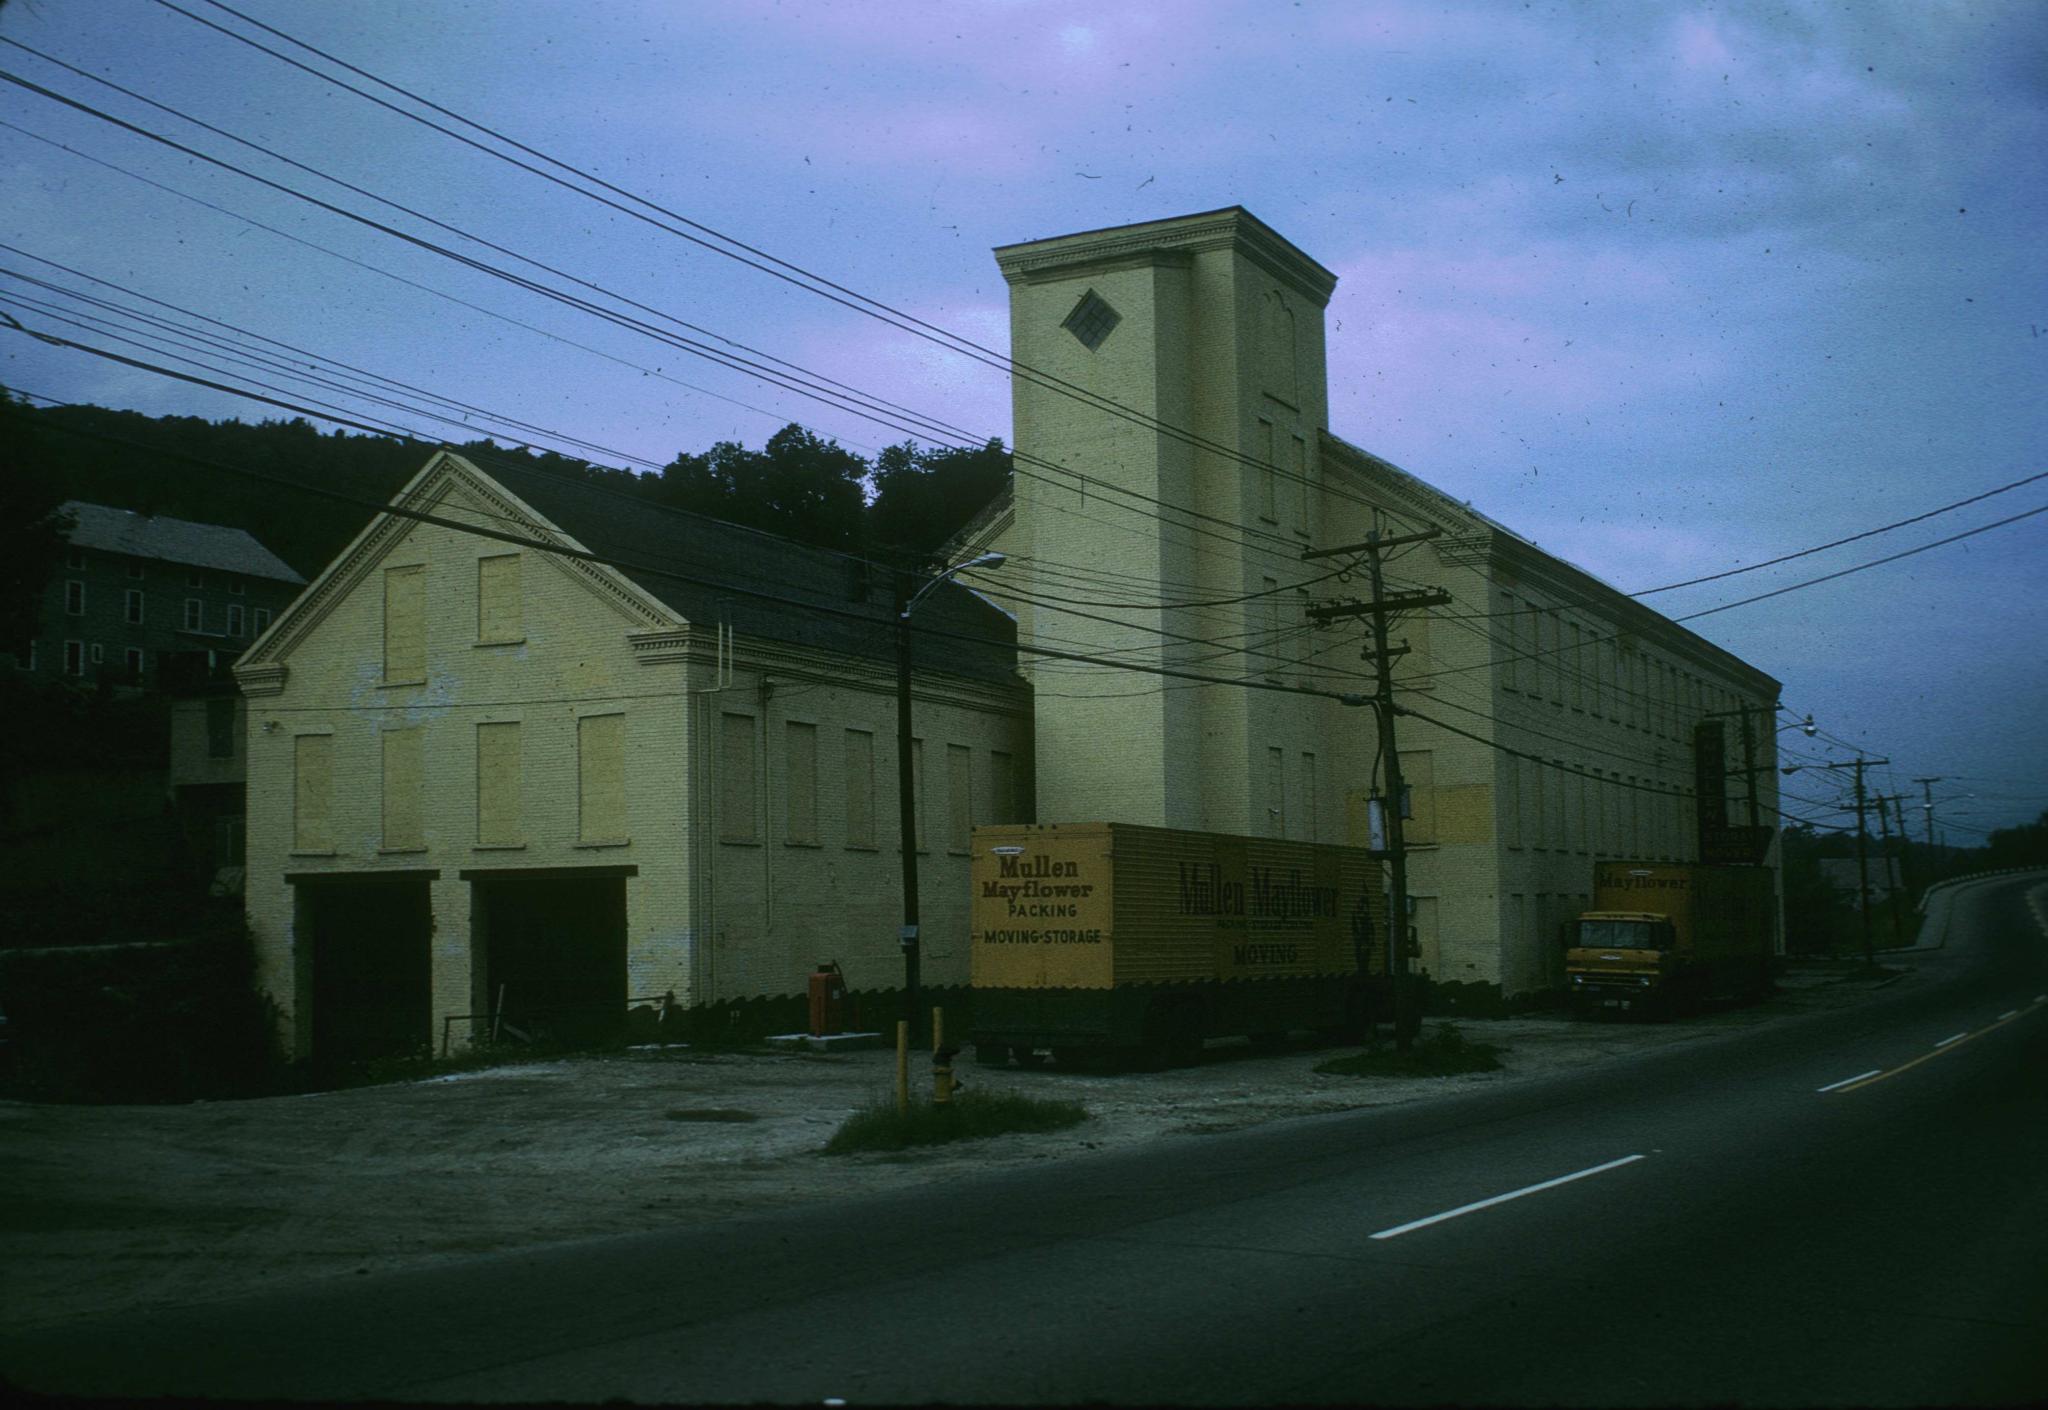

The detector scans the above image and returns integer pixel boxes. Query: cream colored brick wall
[241,456,1031,1058]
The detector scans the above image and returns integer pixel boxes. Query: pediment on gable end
[234,451,684,684]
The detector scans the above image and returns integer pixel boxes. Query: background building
[8,501,303,688]
[954,208,1781,1006]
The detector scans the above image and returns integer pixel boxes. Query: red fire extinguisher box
[807,962,850,1037]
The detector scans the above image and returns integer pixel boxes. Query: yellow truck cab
[1567,910,1675,1013]
[1567,862,1774,1017]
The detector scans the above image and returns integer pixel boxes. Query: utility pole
[1825,756,1888,969]
[1889,793,1915,900]
[1306,528,1449,1053]
[1913,776,1945,852]
[1870,793,1905,947]
[894,572,923,1043]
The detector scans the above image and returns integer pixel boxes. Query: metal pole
[895,586,922,1045]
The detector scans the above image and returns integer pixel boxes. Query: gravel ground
[1,961,1905,1332]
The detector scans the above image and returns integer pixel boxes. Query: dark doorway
[474,874,628,1046]
[301,875,433,1067]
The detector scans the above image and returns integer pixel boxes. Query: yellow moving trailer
[969,822,1388,1068]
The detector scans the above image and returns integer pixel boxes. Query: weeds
[824,1088,1088,1155]
[1313,1022,1505,1078]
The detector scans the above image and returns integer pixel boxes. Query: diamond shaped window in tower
[1061,289,1121,352]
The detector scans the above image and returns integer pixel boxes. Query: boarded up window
[1290,434,1308,534]
[947,743,972,853]
[1504,595,1527,693]
[844,728,875,847]
[293,734,333,852]
[785,721,818,845]
[1501,758,1522,849]
[579,713,627,843]
[1400,750,1435,845]
[383,564,425,683]
[1260,577,1281,679]
[478,554,522,642]
[1257,419,1277,521]
[721,712,756,843]
[381,726,424,851]
[476,721,521,846]
[988,749,1015,825]
[909,738,925,852]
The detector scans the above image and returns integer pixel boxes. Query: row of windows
[62,580,271,637]
[717,712,1022,852]
[1499,755,1702,862]
[382,556,521,684]
[291,713,627,854]
[1261,745,1321,842]
[289,711,1023,858]
[1497,591,1748,740]
[65,547,252,594]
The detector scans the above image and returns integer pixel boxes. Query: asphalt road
[8,872,2045,1406]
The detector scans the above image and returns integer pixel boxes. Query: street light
[896,551,1005,1041]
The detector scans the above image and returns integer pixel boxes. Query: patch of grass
[824,1089,1088,1155]
[1313,1022,1505,1078]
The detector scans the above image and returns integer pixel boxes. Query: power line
[157,0,1435,542]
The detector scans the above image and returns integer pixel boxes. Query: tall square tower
[993,208,1342,832]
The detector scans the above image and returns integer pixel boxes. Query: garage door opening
[299,874,433,1068]
[473,873,628,1046]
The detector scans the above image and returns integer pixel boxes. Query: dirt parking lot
[2,962,1905,1332]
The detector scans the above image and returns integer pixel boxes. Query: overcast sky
[3,0,2043,836]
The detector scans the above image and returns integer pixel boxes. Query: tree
[867,437,1011,562]
[654,423,868,550]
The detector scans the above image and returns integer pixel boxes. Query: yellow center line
[1831,1000,2043,1095]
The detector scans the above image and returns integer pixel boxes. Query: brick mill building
[955,208,1782,1005]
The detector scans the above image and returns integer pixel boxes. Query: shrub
[825,1088,1087,1154]
[1313,1022,1505,1078]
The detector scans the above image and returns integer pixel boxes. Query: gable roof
[61,501,305,584]
[285,451,1019,687]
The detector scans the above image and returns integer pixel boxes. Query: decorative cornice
[234,661,288,697]
[995,207,1337,307]
[627,628,696,665]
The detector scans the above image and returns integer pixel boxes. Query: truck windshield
[1579,920,1661,950]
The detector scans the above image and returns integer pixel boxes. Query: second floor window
[226,604,245,637]
[65,581,84,615]
[125,589,144,625]
[184,599,203,631]
[253,608,272,635]
[64,640,84,676]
